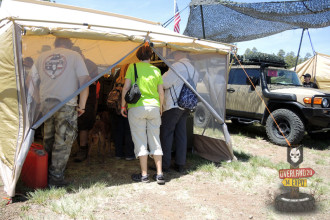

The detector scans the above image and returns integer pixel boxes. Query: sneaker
[131,173,149,183]
[48,178,71,188]
[153,174,165,185]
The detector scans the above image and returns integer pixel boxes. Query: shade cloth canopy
[184,0,330,43]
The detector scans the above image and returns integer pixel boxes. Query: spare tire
[275,192,315,212]
[194,102,212,128]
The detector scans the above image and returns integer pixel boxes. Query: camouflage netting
[184,0,330,43]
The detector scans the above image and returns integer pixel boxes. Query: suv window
[228,68,260,85]
[265,69,302,86]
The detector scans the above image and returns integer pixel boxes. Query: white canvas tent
[0,0,234,197]
[295,53,330,92]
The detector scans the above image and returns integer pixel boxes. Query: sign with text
[279,168,315,179]
[282,178,307,187]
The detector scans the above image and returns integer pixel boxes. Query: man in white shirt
[160,51,198,173]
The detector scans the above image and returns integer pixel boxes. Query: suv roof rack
[231,52,287,68]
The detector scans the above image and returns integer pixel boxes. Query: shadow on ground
[227,122,330,150]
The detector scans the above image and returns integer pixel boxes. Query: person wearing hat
[303,73,318,88]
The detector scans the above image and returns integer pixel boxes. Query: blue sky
[55,0,329,57]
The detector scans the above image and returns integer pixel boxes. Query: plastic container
[21,143,48,188]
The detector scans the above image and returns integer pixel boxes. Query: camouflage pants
[43,105,78,181]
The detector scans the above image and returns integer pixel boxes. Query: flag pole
[174,0,176,15]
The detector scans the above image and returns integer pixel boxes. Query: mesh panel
[22,35,140,126]
[184,0,330,43]
[152,47,228,140]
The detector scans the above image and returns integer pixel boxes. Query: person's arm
[77,75,90,116]
[121,78,131,118]
[158,84,164,115]
[78,86,89,117]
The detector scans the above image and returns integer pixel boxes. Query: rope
[233,53,292,147]
[162,5,190,28]
[307,29,316,56]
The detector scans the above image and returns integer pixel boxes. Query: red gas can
[21,143,48,188]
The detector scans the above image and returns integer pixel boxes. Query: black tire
[265,109,305,146]
[194,102,212,128]
[275,193,315,212]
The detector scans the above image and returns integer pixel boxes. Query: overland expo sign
[282,178,307,187]
[279,168,315,179]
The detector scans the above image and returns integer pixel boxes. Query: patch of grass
[27,188,66,205]
[20,205,31,212]
[190,149,289,192]
[315,159,327,165]
[308,177,329,202]
[195,162,217,173]
[249,156,288,170]
[48,181,117,219]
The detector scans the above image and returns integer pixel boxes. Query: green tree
[252,47,258,53]
[304,52,312,61]
[244,48,252,56]
[277,49,285,58]
[284,51,296,68]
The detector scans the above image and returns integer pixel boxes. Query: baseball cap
[303,73,311,78]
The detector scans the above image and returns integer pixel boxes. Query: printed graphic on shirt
[43,54,67,79]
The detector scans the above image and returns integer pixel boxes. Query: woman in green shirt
[121,44,165,185]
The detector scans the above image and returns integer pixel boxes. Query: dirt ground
[0,124,329,220]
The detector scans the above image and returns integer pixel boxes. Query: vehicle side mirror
[246,76,259,91]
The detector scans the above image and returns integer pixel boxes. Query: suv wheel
[194,102,212,128]
[266,109,305,146]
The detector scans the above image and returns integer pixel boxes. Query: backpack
[174,62,198,110]
[106,66,127,115]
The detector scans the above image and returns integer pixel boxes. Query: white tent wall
[0,22,35,197]
[295,53,330,92]
[0,0,234,197]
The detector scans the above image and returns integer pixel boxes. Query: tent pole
[151,47,234,158]
[200,5,206,39]
[294,28,305,71]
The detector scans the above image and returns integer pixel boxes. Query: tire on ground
[275,193,315,212]
[265,109,305,146]
[194,102,212,128]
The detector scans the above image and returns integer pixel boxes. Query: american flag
[174,2,181,33]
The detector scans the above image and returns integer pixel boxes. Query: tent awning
[0,0,234,55]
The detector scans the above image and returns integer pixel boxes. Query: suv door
[226,67,264,119]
